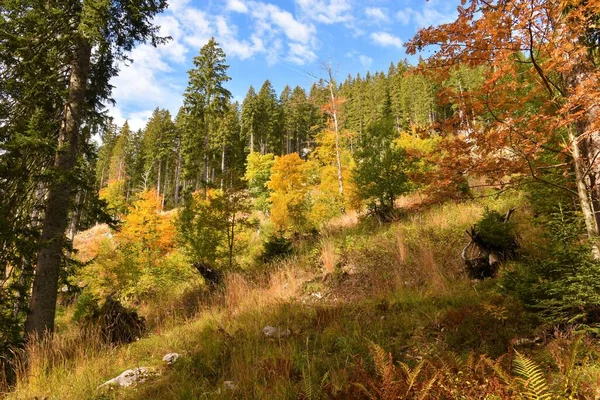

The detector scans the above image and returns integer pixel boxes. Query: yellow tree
[266,153,310,233]
[308,129,356,227]
[119,189,175,254]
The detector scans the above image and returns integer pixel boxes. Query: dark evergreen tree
[183,37,231,196]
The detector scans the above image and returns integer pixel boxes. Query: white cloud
[359,55,373,69]
[295,0,353,24]
[370,32,403,48]
[252,3,316,44]
[344,50,372,70]
[109,0,325,131]
[396,2,458,28]
[246,1,319,65]
[287,43,318,65]
[108,108,154,132]
[365,7,388,22]
[226,0,249,13]
[215,15,265,59]
[179,8,213,49]
[396,9,411,25]
[167,0,191,12]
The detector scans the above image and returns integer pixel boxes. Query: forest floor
[5,193,600,399]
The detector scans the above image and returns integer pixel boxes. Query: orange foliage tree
[77,189,185,303]
[407,0,600,254]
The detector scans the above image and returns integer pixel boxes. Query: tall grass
[10,193,597,399]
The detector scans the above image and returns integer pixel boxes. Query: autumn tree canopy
[407,0,600,254]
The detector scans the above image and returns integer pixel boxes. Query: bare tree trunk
[99,168,105,191]
[161,159,168,212]
[228,213,235,269]
[221,143,225,189]
[67,191,82,246]
[157,158,162,200]
[250,127,254,153]
[174,138,182,207]
[326,64,344,200]
[569,126,600,258]
[25,39,91,336]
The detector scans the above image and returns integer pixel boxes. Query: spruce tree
[183,37,231,197]
[2,0,169,336]
[241,86,258,153]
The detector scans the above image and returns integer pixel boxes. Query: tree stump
[461,208,517,279]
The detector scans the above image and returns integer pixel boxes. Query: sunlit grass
[7,192,599,399]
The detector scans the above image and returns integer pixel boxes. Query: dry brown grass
[72,224,111,262]
[319,238,337,277]
[225,259,312,314]
[395,191,427,210]
[324,210,359,231]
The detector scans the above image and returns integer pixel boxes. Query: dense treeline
[95,55,480,216]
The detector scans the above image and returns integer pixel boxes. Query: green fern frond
[465,352,475,372]
[301,368,321,400]
[512,351,552,400]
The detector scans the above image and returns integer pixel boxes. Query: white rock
[262,325,291,338]
[311,292,323,300]
[162,353,181,365]
[224,380,237,390]
[98,367,153,389]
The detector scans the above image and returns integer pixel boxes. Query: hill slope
[7,195,600,399]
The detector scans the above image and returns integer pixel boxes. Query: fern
[512,351,552,400]
[399,359,424,397]
[416,373,438,400]
[301,367,320,400]
[368,341,400,399]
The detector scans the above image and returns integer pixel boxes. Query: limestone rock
[162,353,181,365]
[98,367,154,389]
[262,325,291,338]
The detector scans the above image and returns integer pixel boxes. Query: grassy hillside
[5,193,600,399]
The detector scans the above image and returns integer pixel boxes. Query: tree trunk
[569,127,600,259]
[203,125,209,199]
[221,143,225,189]
[161,159,168,212]
[228,213,235,269]
[157,158,162,200]
[25,39,91,336]
[67,191,82,247]
[174,138,182,207]
[327,67,344,200]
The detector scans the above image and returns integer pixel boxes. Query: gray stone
[162,352,181,365]
[262,325,291,338]
[98,367,154,389]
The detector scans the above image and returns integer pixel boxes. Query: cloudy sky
[108,0,459,131]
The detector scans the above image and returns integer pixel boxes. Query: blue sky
[108,0,459,130]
